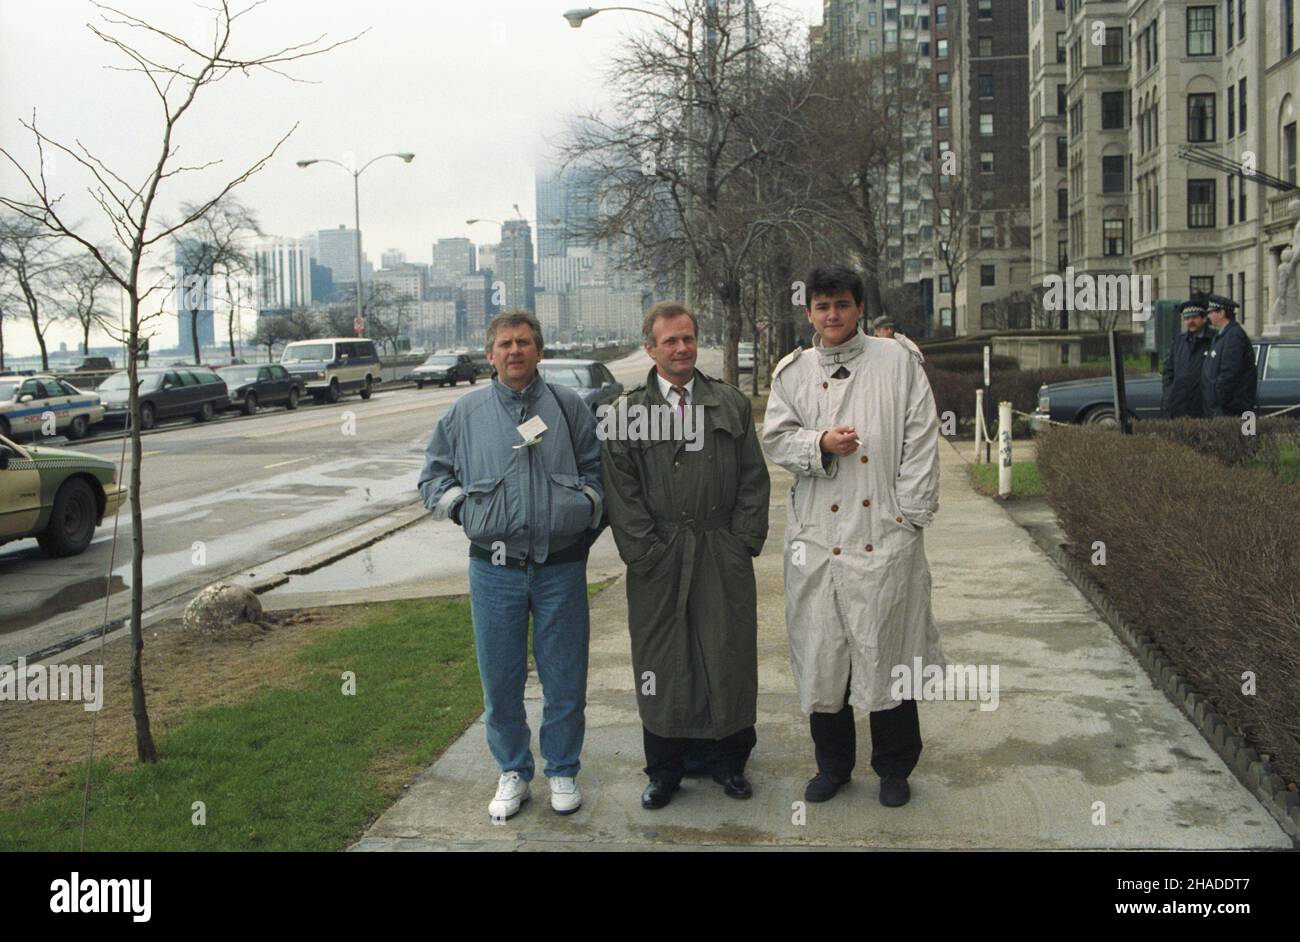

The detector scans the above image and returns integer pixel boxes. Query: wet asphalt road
[0,347,725,663]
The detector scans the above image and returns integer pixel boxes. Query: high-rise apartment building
[934,0,1031,335]
[316,225,369,290]
[381,248,406,269]
[253,238,312,316]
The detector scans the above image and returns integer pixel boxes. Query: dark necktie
[670,385,687,418]
[831,366,851,379]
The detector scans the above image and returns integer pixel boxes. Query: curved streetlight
[563,6,679,29]
[296,152,415,333]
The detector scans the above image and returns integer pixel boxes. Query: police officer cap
[870,315,896,330]
[1204,294,1237,313]
[1178,298,1207,317]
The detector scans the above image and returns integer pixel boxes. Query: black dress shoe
[712,772,753,799]
[879,776,910,807]
[641,779,680,810]
[804,771,850,803]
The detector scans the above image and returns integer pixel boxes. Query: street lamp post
[296,152,415,335]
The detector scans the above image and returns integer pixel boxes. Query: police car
[0,374,105,441]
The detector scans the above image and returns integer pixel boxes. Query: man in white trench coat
[762,266,943,808]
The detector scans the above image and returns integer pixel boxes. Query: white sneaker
[488,772,530,821]
[549,776,582,815]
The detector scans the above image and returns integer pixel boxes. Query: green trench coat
[601,368,771,740]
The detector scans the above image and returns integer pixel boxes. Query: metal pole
[974,388,985,464]
[997,400,1013,498]
[353,171,364,334]
[1108,329,1131,434]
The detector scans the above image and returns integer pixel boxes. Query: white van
[280,338,381,403]
[738,341,755,373]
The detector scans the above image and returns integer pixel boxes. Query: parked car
[1032,336,1300,429]
[280,338,381,403]
[738,341,755,373]
[73,357,115,372]
[0,432,124,556]
[98,367,230,430]
[0,374,105,441]
[537,359,624,412]
[215,364,304,415]
[412,353,477,389]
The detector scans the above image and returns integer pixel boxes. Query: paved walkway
[350,439,1291,850]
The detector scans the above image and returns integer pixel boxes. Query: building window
[1188,93,1216,142]
[1057,136,1068,167]
[939,274,952,292]
[980,113,994,136]
[1285,121,1298,184]
[936,4,947,27]
[979,36,993,57]
[937,71,950,91]
[1190,275,1215,297]
[1103,27,1124,64]
[981,264,996,287]
[980,226,995,248]
[1227,0,1235,49]
[1187,179,1216,228]
[1239,272,1246,318]
[1102,92,1125,129]
[1228,89,1236,137]
[937,38,949,59]
[940,307,953,328]
[1057,240,1069,272]
[1056,31,1066,63]
[1239,0,1245,42]
[1285,1,1296,57]
[1187,6,1216,56]
[1057,187,1069,220]
[1103,155,1126,193]
[1239,175,1247,221]
[978,74,994,98]
[1227,173,1235,221]
[937,105,950,128]
[980,303,999,328]
[980,151,995,173]
[1103,219,1125,256]
[1238,79,1246,133]
[978,0,993,19]
[1057,84,1067,115]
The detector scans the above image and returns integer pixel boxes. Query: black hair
[806,266,864,307]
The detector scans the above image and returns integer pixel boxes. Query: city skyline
[0,0,825,357]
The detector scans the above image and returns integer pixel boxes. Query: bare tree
[0,1,361,765]
[0,213,69,371]
[933,148,983,326]
[173,198,261,363]
[803,49,932,319]
[560,0,817,384]
[251,309,316,362]
[62,250,119,357]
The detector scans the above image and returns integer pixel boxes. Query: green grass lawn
[0,597,489,852]
[1254,439,1300,484]
[968,460,1045,498]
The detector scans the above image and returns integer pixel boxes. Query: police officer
[1160,298,1216,418]
[1201,294,1258,418]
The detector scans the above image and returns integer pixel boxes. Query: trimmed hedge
[926,352,1019,374]
[1136,416,1300,480]
[924,365,1110,424]
[1037,427,1299,786]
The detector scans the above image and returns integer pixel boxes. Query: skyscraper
[497,220,536,312]
[253,238,312,316]
[430,237,477,288]
[174,238,216,356]
[316,225,367,289]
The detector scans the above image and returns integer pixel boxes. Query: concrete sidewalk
[350,439,1292,850]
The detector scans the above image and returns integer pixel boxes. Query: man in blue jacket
[418,311,604,821]
[1200,295,1258,418]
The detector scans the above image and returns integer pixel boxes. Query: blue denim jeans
[467,556,590,780]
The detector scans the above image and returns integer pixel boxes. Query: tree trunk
[127,292,158,763]
[719,278,742,386]
[190,307,201,365]
[0,311,6,371]
[29,308,49,371]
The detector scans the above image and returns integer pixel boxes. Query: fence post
[974,388,986,464]
[998,400,1013,498]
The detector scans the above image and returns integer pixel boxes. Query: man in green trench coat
[601,301,771,810]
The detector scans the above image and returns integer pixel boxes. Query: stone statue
[1268,199,1300,337]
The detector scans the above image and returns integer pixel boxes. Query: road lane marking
[264,457,309,469]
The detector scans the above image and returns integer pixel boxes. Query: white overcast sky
[0,0,823,356]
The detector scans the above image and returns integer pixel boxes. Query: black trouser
[643,725,756,785]
[809,685,921,780]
